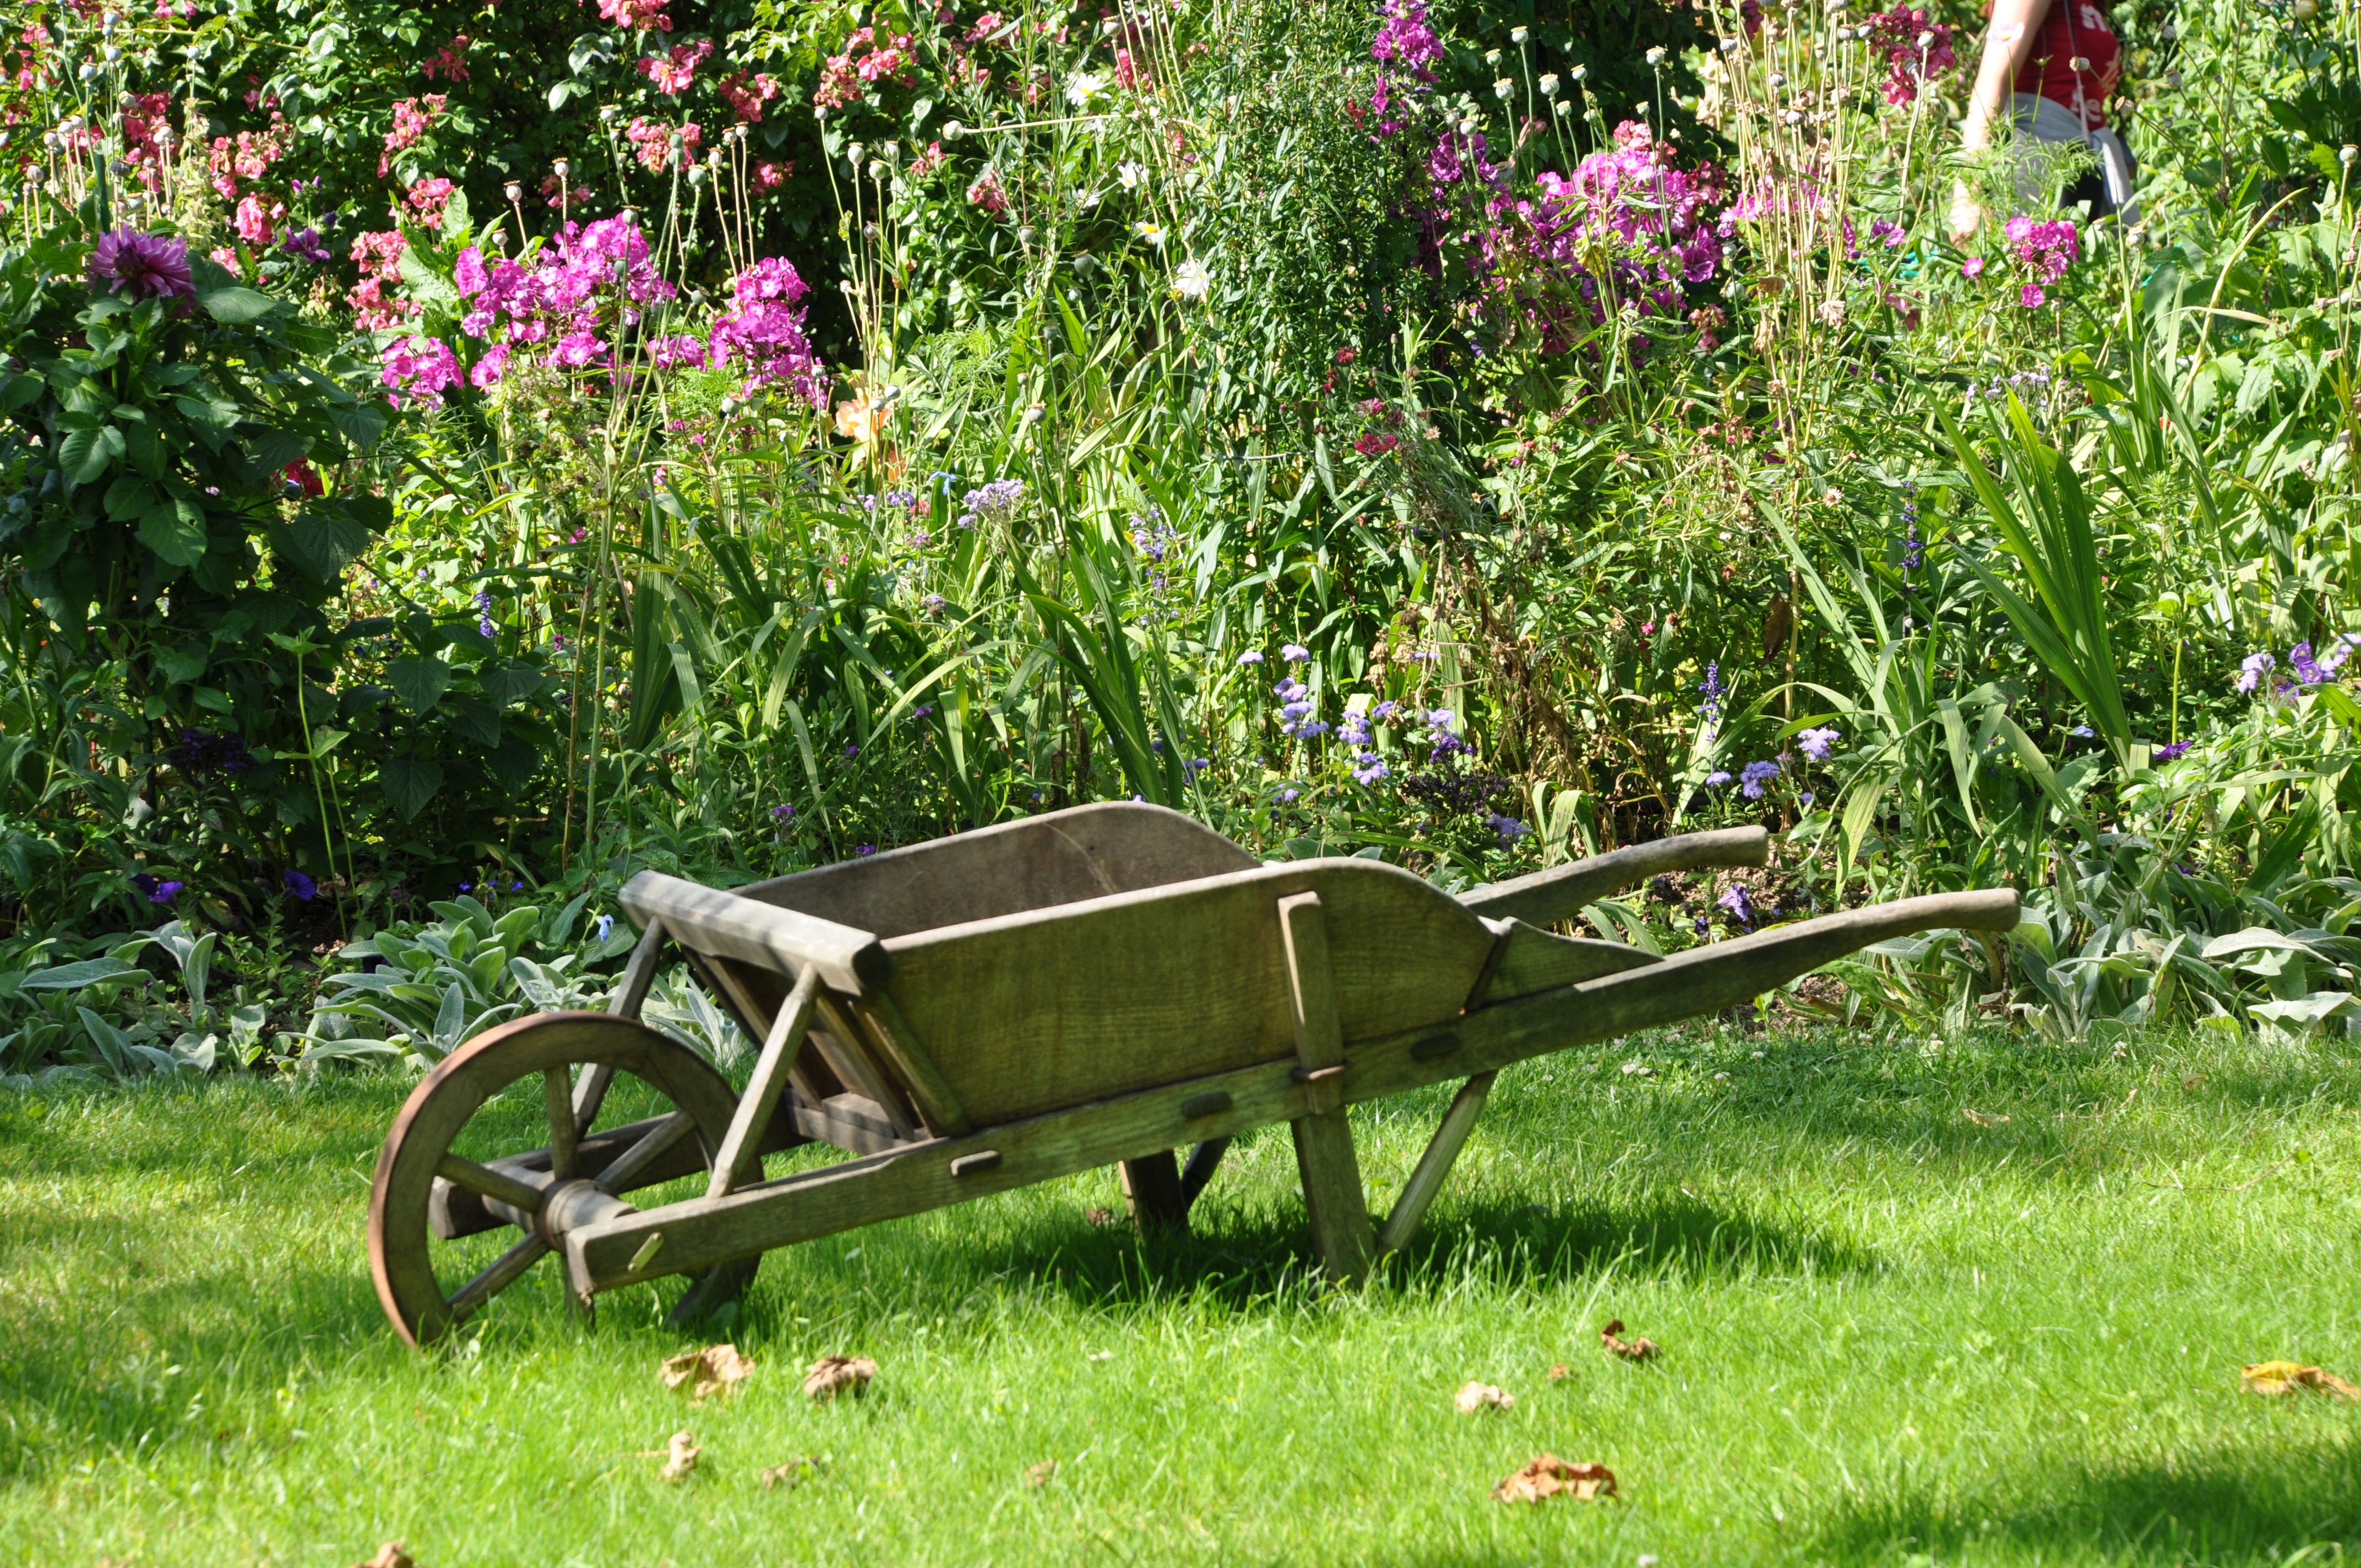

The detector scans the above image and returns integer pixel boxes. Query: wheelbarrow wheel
[367,1011,754,1348]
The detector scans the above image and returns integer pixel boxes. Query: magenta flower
[1960,256,1985,279]
[380,334,463,409]
[86,228,195,304]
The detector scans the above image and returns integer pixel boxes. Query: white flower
[1117,159,1146,189]
[1135,220,1165,246]
[1171,257,1210,300]
[1539,72,1560,95]
[1646,45,1667,65]
[1065,70,1106,107]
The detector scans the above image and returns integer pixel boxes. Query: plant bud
[1511,25,1529,42]
[1494,76,1513,99]
[1539,72,1560,94]
[1646,45,1667,64]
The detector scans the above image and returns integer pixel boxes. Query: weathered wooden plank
[543,1067,580,1180]
[1119,1151,1188,1233]
[1279,891,1375,1284]
[1479,918,1661,1003]
[736,801,1258,938]
[786,1092,913,1155]
[564,889,2019,1295]
[573,921,670,1134]
[884,858,1493,1128]
[708,966,819,1200]
[1178,1137,1231,1207]
[852,992,972,1137]
[809,989,920,1140]
[447,1233,550,1324]
[622,870,893,995]
[1457,827,1769,925]
[594,1109,698,1196]
[1374,1070,1497,1255]
[434,1152,548,1219]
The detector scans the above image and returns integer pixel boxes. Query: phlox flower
[2235,651,2273,694]
[381,334,462,409]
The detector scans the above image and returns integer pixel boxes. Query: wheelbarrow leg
[1375,1070,1497,1255]
[1279,892,1376,1285]
[1178,1137,1231,1207]
[1119,1152,1189,1233]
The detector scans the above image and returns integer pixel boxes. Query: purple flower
[1960,256,1985,279]
[2152,740,2192,763]
[1694,913,1711,941]
[132,874,184,905]
[595,913,614,942]
[278,227,333,264]
[772,803,795,821]
[854,845,875,857]
[1797,727,1841,761]
[1705,769,1732,787]
[844,743,860,758]
[88,228,195,304]
[1238,651,1265,666]
[1426,709,1456,733]
[1373,700,1401,721]
[2235,651,2275,694]
[1700,662,1724,702]
[282,869,317,901]
[1276,787,1301,803]
[1487,814,1532,847]
[1717,883,1756,929]
[2291,643,2327,686]
[1739,759,1781,799]
[1281,643,1311,662]
[1352,755,1389,784]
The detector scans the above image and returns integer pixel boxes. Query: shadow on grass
[873,1184,1873,1319]
[1808,1439,2361,1565]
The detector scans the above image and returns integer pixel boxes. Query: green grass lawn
[3,1022,2357,1567]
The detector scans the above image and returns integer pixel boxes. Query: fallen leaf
[1962,1108,2010,1126]
[352,1546,416,1568]
[662,1343,755,1401]
[803,1354,878,1402]
[1084,1206,1117,1227]
[1493,1455,1618,1504]
[1600,1319,1659,1362]
[761,1456,822,1490]
[1547,1363,1574,1382]
[659,1429,700,1483]
[2243,1360,2361,1399]
[1455,1380,1515,1413]
[1025,1460,1058,1487]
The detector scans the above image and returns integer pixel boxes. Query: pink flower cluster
[380,334,461,409]
[1864,6,1958,106]
[456,214,677,373]
[597,0,673,31]
[814,26,916,109]
[1543,123,1729,293]
[380,95,446,177]
[405,177,456,229]
[347,230,415,329]
[423,34,471,83]
[710,257,828,405]
[2005,215,2077,307]
[626,116,702,171]
[1370,0,1442,84]
[637,39,710,96]
[719,69,780,122]
[209,114,289,203]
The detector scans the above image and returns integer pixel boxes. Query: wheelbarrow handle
[1457,826,1770,926]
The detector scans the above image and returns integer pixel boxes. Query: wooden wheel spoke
[545,1066,580,1179]
[445,1232,551,1324]
[571,1062,616,1139]
[436,1153,546,1217]
[595,1109,697,1195]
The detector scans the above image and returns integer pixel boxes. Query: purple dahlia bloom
[88,228,195,304]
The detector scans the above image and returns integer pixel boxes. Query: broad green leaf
[61,424,125,486]
[198,284,282,324]
[379,756,445,819]
[387,656,453,714]
[138,498,208,568]
[283,512,371,579]
[22,957,144,990]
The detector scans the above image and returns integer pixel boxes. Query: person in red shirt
[1949,0,2136,237]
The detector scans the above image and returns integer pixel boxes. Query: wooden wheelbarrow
[368,803,2018,1346]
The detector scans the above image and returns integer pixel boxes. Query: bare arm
[1961,0,2048,151]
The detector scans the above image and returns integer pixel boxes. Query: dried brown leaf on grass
[1455,1380,1515,1413]
[662,1343,755,1400]
[1493,1455,1618,1504]
[1547,1362,1575,1382]
[761,1456,823,1490]
[1084,1206,1117,1227]
[1025,1460,1058,1487]
[659,1430,700,1483]
[2242,1360,2361,1399]
[1600,1320,1659,1361]
[352,1545,420,1568]
[803,1354,878,1402]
